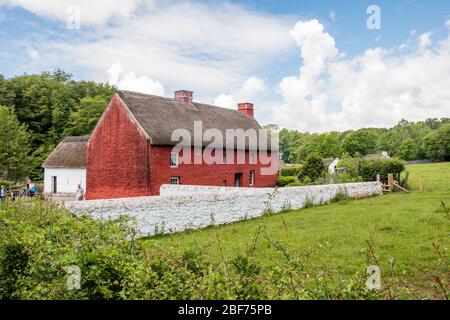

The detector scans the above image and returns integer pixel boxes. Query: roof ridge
[117,90,252,117]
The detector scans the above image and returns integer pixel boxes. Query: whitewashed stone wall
[66,182,382,237]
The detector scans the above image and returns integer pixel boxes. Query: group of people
[0,180,85,201]
[0,178,36,201]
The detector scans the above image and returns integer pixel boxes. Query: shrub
[276,176,298,187]
[358,158,405,183]
[279,166,303,177]
[337,156,405,184]
[0,199,447,300]
[298,153,327,182]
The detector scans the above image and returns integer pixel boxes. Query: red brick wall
[149,146,278,195]
[86,95,151,200]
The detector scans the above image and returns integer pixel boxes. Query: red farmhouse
[86,90,278,200]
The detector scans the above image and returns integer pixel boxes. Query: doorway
[51,176,57,194]
[234,173,243,187]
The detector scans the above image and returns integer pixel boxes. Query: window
[170,152,179,168]
[170,177,180,185]
[249,170,255,186]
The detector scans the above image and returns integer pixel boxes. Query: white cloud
[214,93,235,109]
[273,20,450,132]
[214,76,266,108]
[418,32,432,49]
[0,0,154,26]
[446,20,450,28]
[21,1,294,97]
[107,62,164,96]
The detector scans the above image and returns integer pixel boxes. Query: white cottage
[42,136,88,195]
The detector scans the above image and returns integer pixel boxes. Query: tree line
[0,70,449,181]
[274,118,450,164]
[0,70,115,180]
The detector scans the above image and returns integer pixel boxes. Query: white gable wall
[44,168,86,194]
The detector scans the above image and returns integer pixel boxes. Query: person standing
[29,181,36,197]
[76,184,85,201]
[0,185,6,202]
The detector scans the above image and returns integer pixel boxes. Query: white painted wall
[67,182,382,237]
[44,168,86,194]
[328,158,340,174]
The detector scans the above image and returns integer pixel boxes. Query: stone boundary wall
[67,182,382,237]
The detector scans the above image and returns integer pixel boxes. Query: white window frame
[170,152,179,168]
[249,170,255,186]
[170,177,180,185]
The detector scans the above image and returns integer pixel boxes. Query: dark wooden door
[234,173,243,187]
[52,176,57,193]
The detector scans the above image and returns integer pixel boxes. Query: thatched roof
[117,90,271,150]
[42,136,89,169]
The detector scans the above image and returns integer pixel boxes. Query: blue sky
[1,0,450,131]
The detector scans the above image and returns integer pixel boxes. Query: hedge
[279,166,303,177]
[276,176,299,187]
[358,158,405,182]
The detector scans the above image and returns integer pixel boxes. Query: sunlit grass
[145,163,450,282]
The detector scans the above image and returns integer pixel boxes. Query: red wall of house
[86,95,151,200]
[86,94,278,199]
[149,146,278,195]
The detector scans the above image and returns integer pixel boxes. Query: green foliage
[358,158,406,183]
[337,156,405,184]
[276,176,298,187]
[0,106,31,180]
[423,122,450,160]
[342,129,380,157]
[0,70,115,180]
[63,96,108,137]
[397,138,419,160]
[279,119,448,165]
[0,180,11,188]
[279,165,303,177]
[0,199,388,300]
[298,152,327,182]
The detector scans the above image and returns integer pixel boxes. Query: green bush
[298,153,327,183]
[0,180,11,189]
[0,199,387,300]
[276,176,298,187]
[279,166,303,177]
[358,158,405,183]
[337,156,405,184]
[1,199,447,300]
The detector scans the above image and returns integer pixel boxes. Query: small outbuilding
[42,136,88,195]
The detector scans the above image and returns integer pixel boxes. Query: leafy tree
[423,122,450,160]
[0,106,31,180]
[397,138,419,161]
[298,152,326,182]
[342,129,379,156]
[63,96,109,137]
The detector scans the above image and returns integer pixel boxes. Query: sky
[0,0,450,132]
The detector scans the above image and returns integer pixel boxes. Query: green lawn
[145,163,450,282]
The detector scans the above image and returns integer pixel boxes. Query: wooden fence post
[388,174,394,192]
[419,177,424,192]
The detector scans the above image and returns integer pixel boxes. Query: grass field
[144,163,449,287]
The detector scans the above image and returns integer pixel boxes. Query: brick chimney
[237,103,254,118]
[174,90,193,105]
